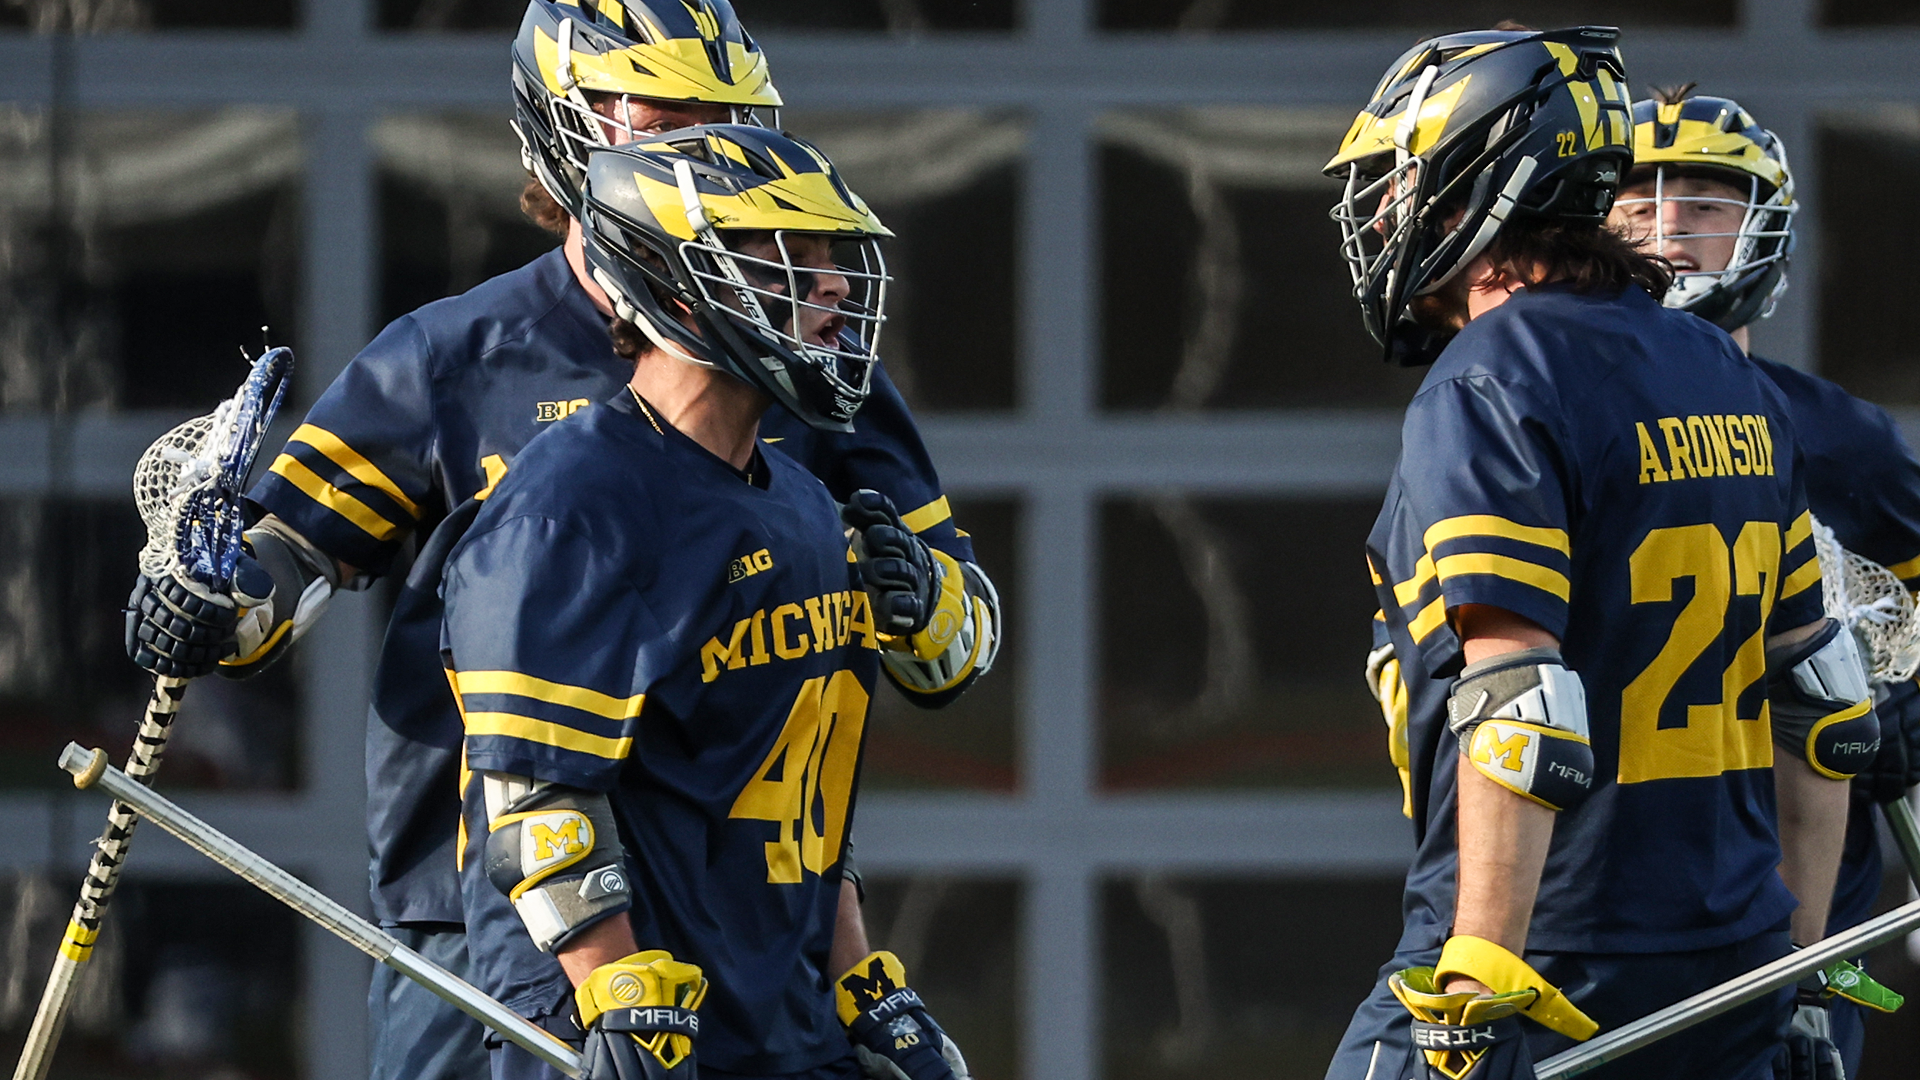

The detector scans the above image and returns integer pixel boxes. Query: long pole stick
[13,676,187,1080]
[52,742,585,1079]
[1534,898,1920,1079]
[1881,796,1920,887]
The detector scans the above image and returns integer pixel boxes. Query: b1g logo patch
[535,398,590,422]
[729,548,774,583]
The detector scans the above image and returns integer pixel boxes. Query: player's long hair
[521,178,569,237]
[1482,217,1674,301]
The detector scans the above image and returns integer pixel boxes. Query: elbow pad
[1446,647,1594,811]
[481,773,632,952]
[1769,622,1880,779]
[881,556,1001,707]
[218,518,339,679]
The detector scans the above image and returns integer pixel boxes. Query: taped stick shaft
[55,742,583,1079]
[1881,796,1920,887]
[1535,897,1920,1079]
[14,675,187,1080]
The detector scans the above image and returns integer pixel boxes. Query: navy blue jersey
[1749,356,1920,934]
[1371,285,1823,954]
[443,391,879,1075]
[247,249,969,924]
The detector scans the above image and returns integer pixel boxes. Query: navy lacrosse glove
[835,951,970,1080]
[1857,680,1920,803]
[123,554,272,678]
[575,951,707,1080]
[842,491,936,636]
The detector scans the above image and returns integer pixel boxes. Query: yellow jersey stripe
[455,670,646,721]
[1885,551,1920,583]
[1784,511,1813,551]
[269,454,402,542]
[1424,514,1571,556]
[290,424,423,520]
[1409,596,1448,642]
[465,712,634,760]
[1780,557,1823,600]
[1393,554,1436,607]
[1434,552,1572,602]
[899,495,952,535]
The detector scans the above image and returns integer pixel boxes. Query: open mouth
[1665,252,1700,273]
[806,313,846,349]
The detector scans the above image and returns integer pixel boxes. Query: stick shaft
[13,676,187,1080]
[1534,898,1920,1079]
[56,743,583,1079]
[1881,796,1920,887]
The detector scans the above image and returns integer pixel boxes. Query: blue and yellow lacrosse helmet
[1616,89,1795,331]
[579,125,892,432]
[512,0,784,219]
[1325,26,1633,365]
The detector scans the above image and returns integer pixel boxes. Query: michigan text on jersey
[701,588,882,683]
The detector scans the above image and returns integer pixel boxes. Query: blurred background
[0,0,1917,1077]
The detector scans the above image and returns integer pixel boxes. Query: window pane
[1102,875,1405,1080]
[0,0,295,30]
[374,113,562,327]
[1100,497,1390,790]
[1099,0,1730,31]
[0,875,302,1076]
[379,0,1017,32]
[863,497,1018,790]
[0,108,302,412]
[1100,109,1425,410]
[1822,0,1920,25]
[789,111,1024,412]
[0,500,302,792]
[1820,109,1920,405]
[860,877,1020,1080]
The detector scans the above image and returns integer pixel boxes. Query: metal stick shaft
[55,742,584,1079]
[14,675,187,1080]
[1534,898,1920,1079]
[1881,796,1920,887]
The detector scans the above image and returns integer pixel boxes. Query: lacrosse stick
[1810,515,1920,685]
[13,347,293,1080]
[53,743,585,1077]
[1534,897,1920,1078]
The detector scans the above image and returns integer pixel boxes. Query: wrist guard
[1447,648,1594,811]
[482,774,631,952]
[1769,621,1880,779]
[576,950,707,1080]
[836,951,970,1080]
[881,558,1001,704]
[1434,936,1598,1041]
[218,518,339,679]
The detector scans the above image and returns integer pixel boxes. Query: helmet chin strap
[593,266,714,369]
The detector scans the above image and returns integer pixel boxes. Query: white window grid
[1,0,1916,1076]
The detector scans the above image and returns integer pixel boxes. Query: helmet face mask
[1325,27,1635,365]
[1616,94,1795,331]
[579,126,893,433]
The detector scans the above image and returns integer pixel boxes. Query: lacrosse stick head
[133,347,295,597]
[1812,515,1920,684]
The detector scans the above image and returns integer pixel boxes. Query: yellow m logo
[529,817,587,861]
[1473,728,1530,773]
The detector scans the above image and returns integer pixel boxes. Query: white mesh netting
[131,401,236,587]
[1812,515,1920,684]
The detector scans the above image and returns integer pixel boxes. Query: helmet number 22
[1556,131,1578,158]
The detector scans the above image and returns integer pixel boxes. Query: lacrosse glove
[1855,680,1920,803]
[575,950,707,1080]
[124,555,272,678]
[843,491,937,636]
[835,951,970,1080]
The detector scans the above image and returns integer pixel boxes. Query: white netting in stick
[132,399,238,587]
[1812,515,1920,684]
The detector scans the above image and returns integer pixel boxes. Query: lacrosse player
[121,3,997,1078]
[1612,85,1920,1080]
[443,127,961,1080]
[1320,27,1874,1080]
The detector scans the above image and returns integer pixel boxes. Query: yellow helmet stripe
[1325,75,1472,169]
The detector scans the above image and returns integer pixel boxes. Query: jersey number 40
[730,669,868,883]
